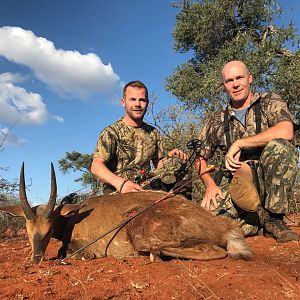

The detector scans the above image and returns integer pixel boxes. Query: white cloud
[0,72,27,83]
[0,72,48,124]
[0,26,120,99]
[53,115,64,122]
[0,126,26,146]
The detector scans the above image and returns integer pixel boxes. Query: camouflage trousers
[216,138,298,236]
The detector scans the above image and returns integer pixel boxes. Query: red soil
[0,226,299,299]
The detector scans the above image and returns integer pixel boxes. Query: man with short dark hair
[91,80,187,194]
[196,61,299,242]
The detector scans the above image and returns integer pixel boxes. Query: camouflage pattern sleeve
[93,128,116,162]
[156,130,166,160]
[197,115,219,161]
[262,93,298,128]
[151,129,166,167]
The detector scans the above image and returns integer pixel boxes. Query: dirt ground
[0,223,299,300]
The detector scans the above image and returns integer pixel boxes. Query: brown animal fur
[125,193,252,260]
[0,165,252,263]
[0,191,252,262]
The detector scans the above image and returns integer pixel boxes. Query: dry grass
[0,212,25,238]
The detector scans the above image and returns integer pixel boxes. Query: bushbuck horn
[43,162,57,219]
[19,162,35,220]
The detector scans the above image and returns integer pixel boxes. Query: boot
[264,213,299,243]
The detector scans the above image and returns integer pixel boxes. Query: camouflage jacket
[198,92,298,160]
[93,119,165,182]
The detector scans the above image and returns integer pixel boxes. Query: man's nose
[233,79,239,87]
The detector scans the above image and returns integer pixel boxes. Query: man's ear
[221,80,225,90]
[121,98,125,108]
[249,73,253,84]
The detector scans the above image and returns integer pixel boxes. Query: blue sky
[0,0,299,205]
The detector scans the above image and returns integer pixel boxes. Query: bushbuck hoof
[150,249,163,262]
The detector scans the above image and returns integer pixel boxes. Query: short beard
[126,109,145,122]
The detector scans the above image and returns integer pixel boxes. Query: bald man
[196,60,299,242]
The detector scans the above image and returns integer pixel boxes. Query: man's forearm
[195,158,217,188]
[235,121,293,149]
[91,158,124,191]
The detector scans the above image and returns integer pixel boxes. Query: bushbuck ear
[0,205,26,218]
[57,204,83,216]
